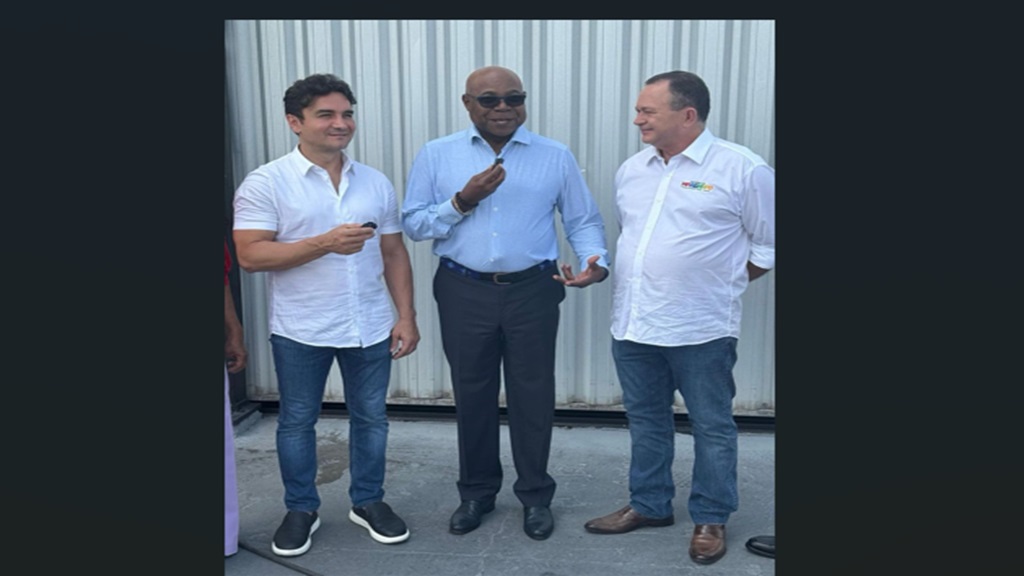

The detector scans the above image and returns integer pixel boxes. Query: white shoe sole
[271,516,321,557]
[348,509,410,544]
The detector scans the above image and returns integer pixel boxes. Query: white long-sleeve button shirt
[233,146,401,348]
[611,129,775,346]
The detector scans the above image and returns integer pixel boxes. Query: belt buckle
[493,272,512,285]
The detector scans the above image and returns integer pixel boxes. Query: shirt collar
[287,145,355,175]
[683,128,715,163]
[468,124,532,148]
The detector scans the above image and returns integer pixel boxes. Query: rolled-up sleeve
[743,163,775,270]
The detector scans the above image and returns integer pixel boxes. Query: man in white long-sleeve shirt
[583,70,775,566]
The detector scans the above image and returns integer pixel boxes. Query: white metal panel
[225,19,776,415]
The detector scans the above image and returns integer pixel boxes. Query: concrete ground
[226,413,775,576]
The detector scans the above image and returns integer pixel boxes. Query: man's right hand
[314,223,376,255]
[458,162,506,204]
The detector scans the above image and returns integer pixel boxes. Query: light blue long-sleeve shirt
[401,125,608,273]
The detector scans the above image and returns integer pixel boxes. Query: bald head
[465,66,523,94]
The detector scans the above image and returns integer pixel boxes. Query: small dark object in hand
[494,157,504,165]
[361,222,378,229]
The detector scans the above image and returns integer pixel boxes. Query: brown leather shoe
[689,524,727,564]
[583,505,674,534]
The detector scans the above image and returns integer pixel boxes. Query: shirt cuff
[748,245,774,270]
[436,196,464,224]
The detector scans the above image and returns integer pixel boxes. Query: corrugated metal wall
[225,19,775,415]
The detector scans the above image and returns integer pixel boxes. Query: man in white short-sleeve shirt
[233,73,420,558]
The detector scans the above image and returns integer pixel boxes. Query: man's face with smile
[287,92,355,154]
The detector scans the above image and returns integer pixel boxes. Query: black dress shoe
[449,499,495,535]
[745,534,775,559]
[523,506,554,540]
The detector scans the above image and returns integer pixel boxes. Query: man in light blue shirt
[402,65,608,541]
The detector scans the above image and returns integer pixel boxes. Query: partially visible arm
[400,146,466,241]
[556,149,610,287]
[225,284,247,374]
[747,262,770,281]
[742,163,776,280]
[380,232,420,359]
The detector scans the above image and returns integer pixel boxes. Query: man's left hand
[389,317,420,359]
[553,255,608,288]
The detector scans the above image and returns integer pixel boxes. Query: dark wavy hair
[283,73,357,119]
[645,71,710,122]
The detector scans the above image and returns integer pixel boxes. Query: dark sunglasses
[471,93,527,108]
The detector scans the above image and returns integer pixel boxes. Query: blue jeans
[612,337,739,525]
[270,334,393,512]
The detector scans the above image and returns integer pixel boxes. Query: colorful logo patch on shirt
[681,180,714,191]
